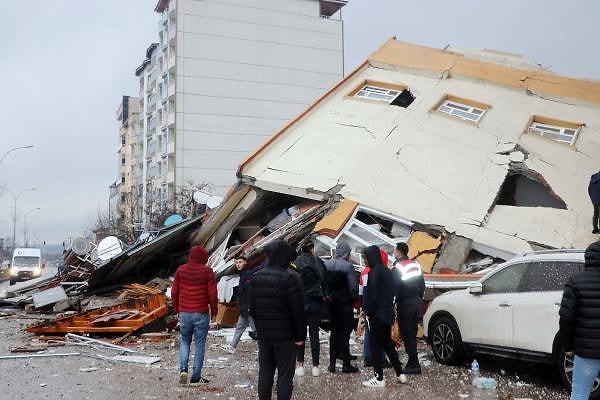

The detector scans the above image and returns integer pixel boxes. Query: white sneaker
[397,373,408,384]
[295,366,305,377]
[362,376,385,388]
[218,344,235,354]
[312,366,321,377]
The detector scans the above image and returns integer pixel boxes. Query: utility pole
[0,145,34,170]
[23,207,41,247]
[7,188,36,251]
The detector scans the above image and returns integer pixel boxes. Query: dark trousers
[593,203,600,230]
[369,317,403,380]
[258,340,296,400]
[398,301,421,366]
[328,301,353,367]
[296,301,322,366]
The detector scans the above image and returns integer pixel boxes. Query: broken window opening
[351,80,414,107]
[390,89,415,108]
[496,173,567,209]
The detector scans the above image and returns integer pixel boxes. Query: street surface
[0,265,58,298]
[0,313,568,400]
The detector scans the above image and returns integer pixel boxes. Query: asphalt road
[0,314,569,400]
[0,266,58,298]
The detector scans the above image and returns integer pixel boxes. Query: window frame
[348,79,408,105]
[432,94,490,124]
[520,260,584,292]
[526,115,584,146]
[481,262,528,294]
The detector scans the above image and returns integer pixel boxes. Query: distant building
[112,96,141,235]
[132,0,347,226]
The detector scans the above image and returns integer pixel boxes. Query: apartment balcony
[167,83,175,98]
[168,54,176,71]
[167,112,175,126]
[166,171,175,183]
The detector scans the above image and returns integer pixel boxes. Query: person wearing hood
[250,240,304,400]
[589,171,600,234]
[559,241,600,400]
[360,248,389,367]
[172,245,218,386]
[393,242,425,374]
[295,240,327,377]
[361,245,407,388]
[324,241,359,373]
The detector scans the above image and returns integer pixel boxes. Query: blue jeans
[571,355,600,400]
[179,312,209,380]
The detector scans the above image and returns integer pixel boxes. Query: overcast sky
[1,0,599,245]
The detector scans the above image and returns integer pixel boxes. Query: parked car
[423,249,599,399]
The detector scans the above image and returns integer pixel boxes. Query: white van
[10,248,43,285]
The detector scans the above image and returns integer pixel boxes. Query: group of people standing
[249,239,425,399]
[170,238,425,399]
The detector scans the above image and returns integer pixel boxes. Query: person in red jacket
[172,245,217,386]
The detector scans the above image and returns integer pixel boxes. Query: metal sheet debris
[32,286,68,309]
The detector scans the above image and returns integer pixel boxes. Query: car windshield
[13,256,40,267]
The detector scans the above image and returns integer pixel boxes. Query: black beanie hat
[584,241,600,269]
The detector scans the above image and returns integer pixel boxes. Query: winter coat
[296,251,327,301]
[238,268,253,317]
[172,246,218,316]
[250,240,304,342]
[559,241,600,359]
[393,256,426,308]
[324,242,358,304]
[589,172,600,205]
[362,245,395,326]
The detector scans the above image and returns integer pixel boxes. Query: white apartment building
[131,0,347,226]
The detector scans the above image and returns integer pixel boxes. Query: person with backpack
[589,171,600,234]
[393,242,425,374]
[294,241,327,377]
[324,241,359,373]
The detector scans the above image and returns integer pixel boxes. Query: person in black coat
[219,256,257,353]
[589,171,600,234]
[250,240,304,400]
[294,241,327,377]
[393,242,425,374]
[361,245,407,388]
[559,240,600,399]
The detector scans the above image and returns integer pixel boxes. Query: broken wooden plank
[0,352,81,360]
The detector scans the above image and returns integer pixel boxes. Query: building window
[350,80,415,107]
[121,136,126,145]
[434,95,489,123]
[527,116,583,145]
[121,176,125,184]
[121,158,126,166]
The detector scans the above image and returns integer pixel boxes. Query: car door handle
[498,302,512,307]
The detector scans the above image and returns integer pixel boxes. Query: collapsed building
[192,38,600,277]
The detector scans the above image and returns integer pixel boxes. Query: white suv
[423,250,599,399]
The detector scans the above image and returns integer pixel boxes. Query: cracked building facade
[234,39,600,269]
[123,0,347,228]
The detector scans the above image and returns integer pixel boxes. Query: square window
[435,96,489,123]
[527,116,583,145]
[350,80,414,107]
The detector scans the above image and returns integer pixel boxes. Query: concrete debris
[0,352,81,360]
[96,354,161,365]
[32,286,68,309]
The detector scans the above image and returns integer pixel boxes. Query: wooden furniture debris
[26,293,167,335]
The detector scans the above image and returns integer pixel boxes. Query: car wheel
[431,316,464,365]
[557,348,600,400]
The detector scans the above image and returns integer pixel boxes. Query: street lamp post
[7,188,36,250]
[0,145,34,169]
[22,207,41,247]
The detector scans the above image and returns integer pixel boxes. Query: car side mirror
[469,283,483,295]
